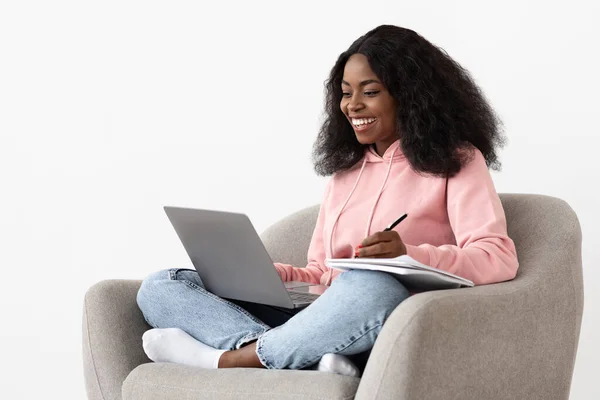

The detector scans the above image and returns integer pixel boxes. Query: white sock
[315,353,361,377]
[142,328,227,369]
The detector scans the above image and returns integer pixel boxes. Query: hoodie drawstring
[364,145,397,237]
[325,145,398,285]
[328,157,368,259]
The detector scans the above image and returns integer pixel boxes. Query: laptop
[164,206,329,309]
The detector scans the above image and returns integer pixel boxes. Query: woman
[136,25,518,377]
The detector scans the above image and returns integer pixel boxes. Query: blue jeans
[136,268,410,370]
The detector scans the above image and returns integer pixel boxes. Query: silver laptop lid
[164,206,295,309]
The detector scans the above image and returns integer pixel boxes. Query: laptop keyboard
[289,291,321,304]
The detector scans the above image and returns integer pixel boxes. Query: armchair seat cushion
[122,363,360,400]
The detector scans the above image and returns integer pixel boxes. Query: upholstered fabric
[122,363,359,400]
[82,194,583,400]
[83,280,152,400]
[261,204,318,269]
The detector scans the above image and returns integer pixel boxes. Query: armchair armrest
[83,280,151,400]
[355,196,583,400]
[357,281,581,399]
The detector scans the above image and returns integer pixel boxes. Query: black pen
[383,213,408,231]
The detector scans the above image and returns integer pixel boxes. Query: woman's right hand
[273,263,289,282]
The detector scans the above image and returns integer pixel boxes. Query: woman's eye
[342,90,379,98]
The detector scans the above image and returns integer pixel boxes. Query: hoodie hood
[364,139,405,163]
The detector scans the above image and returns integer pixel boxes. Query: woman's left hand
[355,230,407,258]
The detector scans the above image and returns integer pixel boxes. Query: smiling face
[341,53,398,156]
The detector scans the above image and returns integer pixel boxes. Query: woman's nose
[347,96,364,112]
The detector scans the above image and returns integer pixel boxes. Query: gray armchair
[82,194,583,399]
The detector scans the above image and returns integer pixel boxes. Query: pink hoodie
[274,140,518,286]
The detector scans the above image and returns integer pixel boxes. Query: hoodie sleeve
[404,150,519,285]
[273,180,332,284]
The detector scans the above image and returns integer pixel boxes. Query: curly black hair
[313,25,506,178]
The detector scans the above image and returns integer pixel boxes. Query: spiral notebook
[325,255,473,290]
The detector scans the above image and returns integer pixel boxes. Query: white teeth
[352,118,377,126]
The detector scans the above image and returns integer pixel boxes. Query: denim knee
[137,267,200,297]
[136,269,172,323]
[136,268,204,325]
[333,270,410,315]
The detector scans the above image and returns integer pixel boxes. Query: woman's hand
[355,230,407,258]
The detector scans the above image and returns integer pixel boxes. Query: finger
[361,231,399,247]
[358,242,393,258]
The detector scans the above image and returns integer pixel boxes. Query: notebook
[325,255,474,290]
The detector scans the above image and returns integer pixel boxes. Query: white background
[1,0,598,398]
